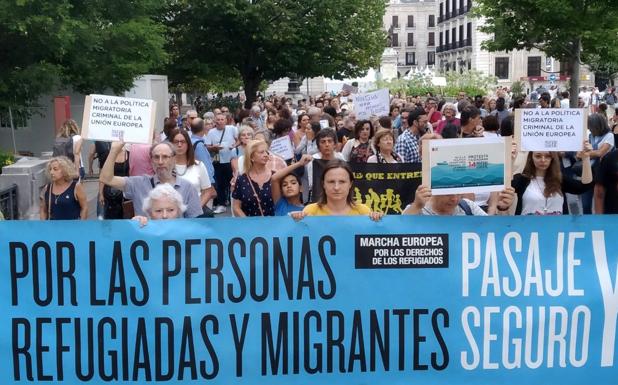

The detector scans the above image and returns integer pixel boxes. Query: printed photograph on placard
[424,137,510,195]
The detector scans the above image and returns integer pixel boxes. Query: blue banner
[1,216,617,384]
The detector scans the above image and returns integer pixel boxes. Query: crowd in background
[39,83,618,222]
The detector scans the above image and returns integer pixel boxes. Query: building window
[446,0,450,17]
[451,27,456,44]
[495,57,509,79]
[392,33,399,47]
[406,52,416,65]
[428,32,435,46]
[459,0,464,13]
[466,22,472,45]
[527,56,542,77]
[392,15,399,28]
[459,25,464,45]
[407,33,414,46]
[429,15,435,27]
[559,60,572,76]
[439,4,443,19]
[407,15,414,28]
[445,30,449,48]
[428,52,435,65]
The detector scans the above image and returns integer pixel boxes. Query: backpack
[193,139,205,151]
[52,136,74,162]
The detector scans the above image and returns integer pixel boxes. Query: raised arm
[271,154,312,203]
[99,142,127,190]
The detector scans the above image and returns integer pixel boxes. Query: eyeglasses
[173,140,187,145]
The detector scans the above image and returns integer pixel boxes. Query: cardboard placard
[269,136,294,161]
[422,137,512,195]
[81,94,156,144]
[514,108,587,151]
[353,89,390,120]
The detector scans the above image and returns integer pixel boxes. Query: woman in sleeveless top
[40,156,87,220]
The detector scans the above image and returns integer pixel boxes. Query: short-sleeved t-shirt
[175,161,211,194]
[274,198,304,216]
[303,202,371,216]
[231,174,275,216]
[123,175,202,217]
[205,125,238,163]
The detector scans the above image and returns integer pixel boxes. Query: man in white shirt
[205,113,238,213]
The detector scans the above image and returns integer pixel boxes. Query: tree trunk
[242,76,261,109]
[568,38,582,108]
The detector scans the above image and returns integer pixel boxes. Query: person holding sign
[403,185,515,216]
[40,156,88,220]
[100,142,202,218]
[291,160,381,220]
[511,148,593,216]
[132,183,186,226]
[367,129,402,163]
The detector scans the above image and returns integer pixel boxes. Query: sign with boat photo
[422,137,512,195]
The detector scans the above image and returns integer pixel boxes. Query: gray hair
[149,141,176,159]
[185,109,197,118]
[441,102,457,114]
[307,106,321,117]
[203,111,215,120]
[250,105,261,114]
[142,183,187,217]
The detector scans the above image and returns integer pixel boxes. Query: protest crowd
[39,85,618,222]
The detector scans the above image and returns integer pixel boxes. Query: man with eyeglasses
[100,141,202,217]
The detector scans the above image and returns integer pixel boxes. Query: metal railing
[0,183,18,220]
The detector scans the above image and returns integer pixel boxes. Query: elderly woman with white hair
[435,102,460,135]
[132,183,187,226]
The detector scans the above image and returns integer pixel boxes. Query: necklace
[533,178,549,214]
[175,164,188,176]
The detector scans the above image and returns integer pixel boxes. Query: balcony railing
[0,183,18,220]
[406,23,415,28]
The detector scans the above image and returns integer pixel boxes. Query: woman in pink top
[435,102,460,135]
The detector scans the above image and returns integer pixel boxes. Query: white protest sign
[269,136,294,160]
[515,108,586,151]
[81,94,156,144]
[422,137,512,196]
[353,89,390,120]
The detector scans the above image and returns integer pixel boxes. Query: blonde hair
[47,156,79,181]
[60,119,80,137]
[243,140,268,174]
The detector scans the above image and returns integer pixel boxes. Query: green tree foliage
[167,0,387,107]
[0,0,167,113]
[375,70,496,98]
[473,0,618,106]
